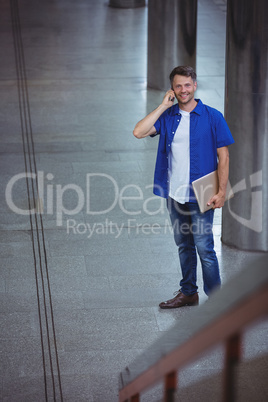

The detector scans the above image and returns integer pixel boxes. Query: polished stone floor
[0,0,267,401]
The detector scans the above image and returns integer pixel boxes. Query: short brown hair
[169,66,197,87]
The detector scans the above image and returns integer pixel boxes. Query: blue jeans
[167,197,221,296]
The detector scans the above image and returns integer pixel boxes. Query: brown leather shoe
[159,290,199,309]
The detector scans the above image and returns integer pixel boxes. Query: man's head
[169,66,197,88]
[169,66,197,109]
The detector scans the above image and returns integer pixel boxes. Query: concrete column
[109,0,145,8]
[222,0,268,251]
[147,0,197,90]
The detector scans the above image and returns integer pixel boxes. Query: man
[133,66,234,308]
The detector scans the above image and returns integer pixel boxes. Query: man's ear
[194,81,197,91]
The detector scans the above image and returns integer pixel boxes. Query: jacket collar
[170,99,203,116]
[191,99,202,115]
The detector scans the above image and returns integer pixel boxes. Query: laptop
[192,170,234,213]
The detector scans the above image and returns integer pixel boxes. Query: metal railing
[119,254,268,402]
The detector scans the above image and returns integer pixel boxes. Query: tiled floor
[0,0,267,401]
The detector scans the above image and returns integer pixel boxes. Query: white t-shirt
[168,109,190,203]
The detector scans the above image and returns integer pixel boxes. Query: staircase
[119,255,268,401]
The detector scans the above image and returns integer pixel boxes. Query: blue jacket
[152,99,235,200]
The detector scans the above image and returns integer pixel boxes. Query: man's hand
[163,89,175,107]
[207,192,225,209]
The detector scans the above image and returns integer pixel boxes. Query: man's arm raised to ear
[133,89,175,138]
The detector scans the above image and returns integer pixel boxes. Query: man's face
[172,75,197,106]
